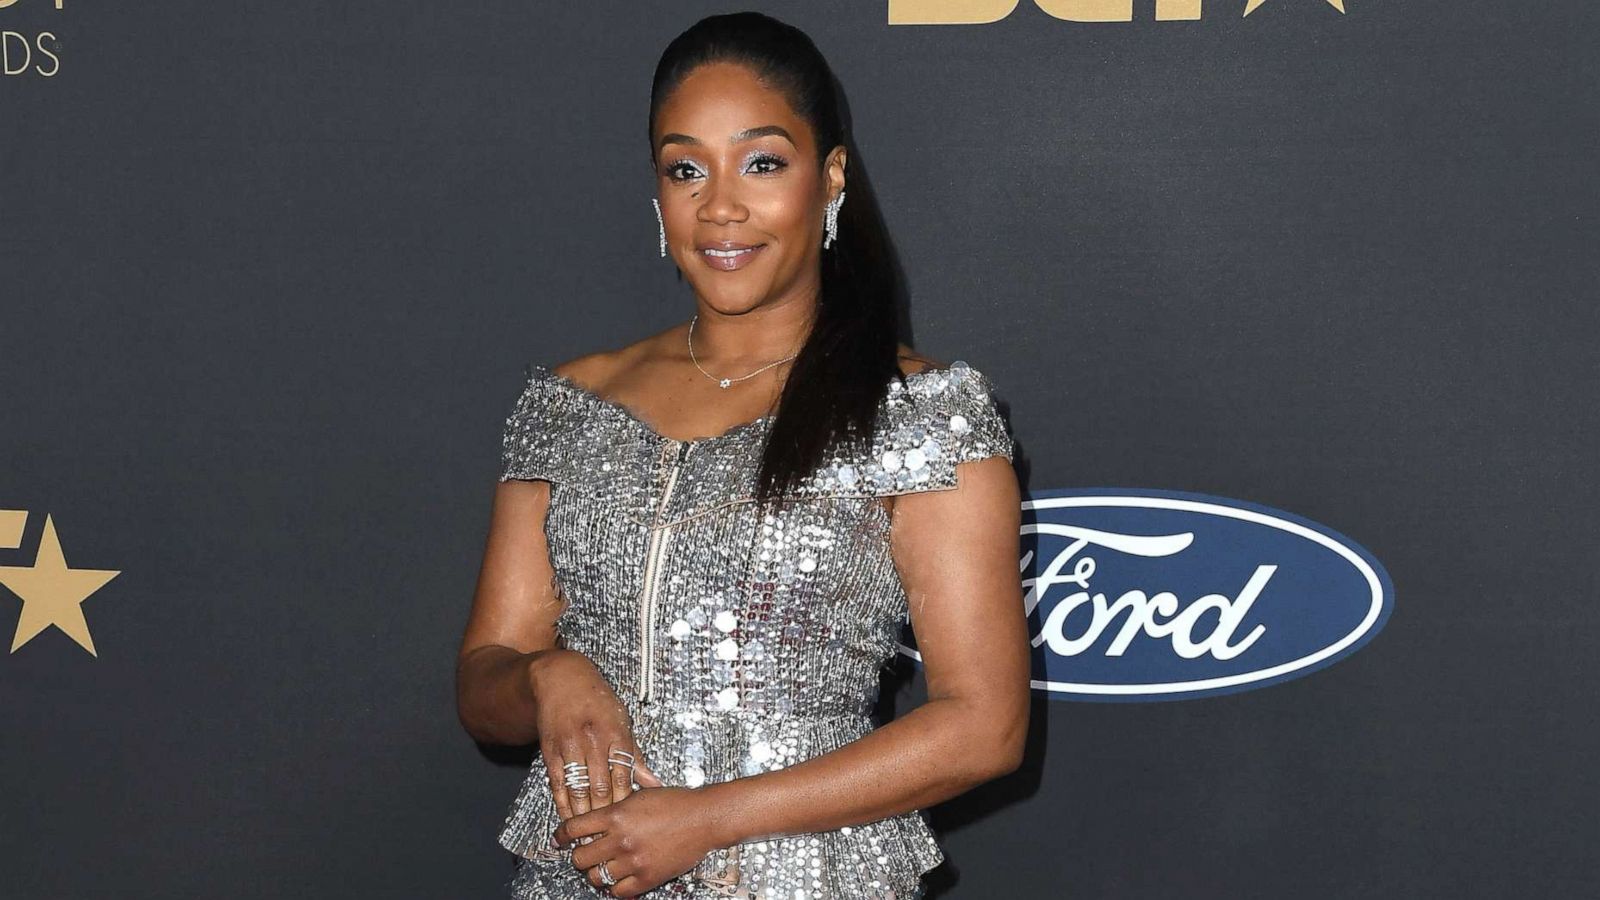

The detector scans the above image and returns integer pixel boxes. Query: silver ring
[561,761,591,792]
[597,860,617,886]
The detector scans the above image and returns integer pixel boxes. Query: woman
[457,12,1030,900]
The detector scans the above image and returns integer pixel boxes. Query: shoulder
[500,330,676,487]
[549,325,680,395]
[887,343,1004,401]
[547,349,620,396]
[894,344,947,378]
[808,346,1015,497]
[882,347,1013,462]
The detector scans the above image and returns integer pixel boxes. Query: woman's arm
[693,454,1029,846]
[455,478,567,747]
[459,475,665,821]
[557,440,1029,895]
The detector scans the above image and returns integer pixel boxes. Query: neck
[688,294,816,369]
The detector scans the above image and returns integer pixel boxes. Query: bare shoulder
[894,343,949,377]
[550,324,685,394]
[548,349,632,401]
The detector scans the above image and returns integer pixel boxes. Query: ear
[825,144,848,202]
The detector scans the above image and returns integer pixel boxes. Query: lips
[697,241,767,272]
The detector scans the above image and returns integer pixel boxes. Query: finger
[609,743,637,800]
[604,873,647,898]
[553,808,605,851]
[569,827,622,871]
[542,746,575,825]
[562,737,594,816]
[580,851,635,895]
[584,863,628,895]
[585,738,615,809]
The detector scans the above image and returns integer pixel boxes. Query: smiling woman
[455,11,1030,900]
[657,118,813,275]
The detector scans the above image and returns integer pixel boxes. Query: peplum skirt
[500,705,944,899]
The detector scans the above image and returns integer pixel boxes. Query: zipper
[638,440,691,701]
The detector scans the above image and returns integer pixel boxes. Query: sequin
[497,360,1015,899]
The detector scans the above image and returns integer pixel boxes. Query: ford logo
[900,487,1394,702]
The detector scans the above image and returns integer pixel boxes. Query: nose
[695,173,749,226]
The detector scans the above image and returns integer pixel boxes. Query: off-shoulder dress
[496,360,1015,900]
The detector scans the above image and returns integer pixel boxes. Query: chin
[695,285,771,316]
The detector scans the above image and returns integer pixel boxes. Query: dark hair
[649,12,906,507]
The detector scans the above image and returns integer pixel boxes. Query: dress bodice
[495,359,1014,900]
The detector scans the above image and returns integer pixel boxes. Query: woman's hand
[556,784,726,897]
[528,649,665,822]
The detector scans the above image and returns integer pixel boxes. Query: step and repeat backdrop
[3,2,1594,898]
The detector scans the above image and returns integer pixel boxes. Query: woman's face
[652,61,846,318]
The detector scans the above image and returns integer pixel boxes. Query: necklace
[687,314,800,389]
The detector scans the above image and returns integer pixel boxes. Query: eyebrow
[656,125,796,155]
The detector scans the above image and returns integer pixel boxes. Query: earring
[651,198,666,257]
[823,189,845,249]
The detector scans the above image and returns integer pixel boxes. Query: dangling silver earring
[823,189,845,249]
[651,198,666,257]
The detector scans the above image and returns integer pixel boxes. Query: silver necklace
[687,314,800,389]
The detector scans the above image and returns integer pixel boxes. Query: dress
[495,358,1015,900]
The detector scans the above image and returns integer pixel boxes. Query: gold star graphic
[0,513,120,655]
[1245,0,1346,15]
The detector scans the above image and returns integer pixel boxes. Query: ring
[597,860,617,886]
[562,761,591,794]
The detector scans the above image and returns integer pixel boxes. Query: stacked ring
[608,750,639,791]
[561,761,590,795]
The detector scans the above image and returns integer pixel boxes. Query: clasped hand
[555,783,724,897]
[529,649,726,896]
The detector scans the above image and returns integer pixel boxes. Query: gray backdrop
[2,1,1595,897]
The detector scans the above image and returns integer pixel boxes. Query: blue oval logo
[900,487,1394,702]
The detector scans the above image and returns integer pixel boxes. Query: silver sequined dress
[496,359,1015,900]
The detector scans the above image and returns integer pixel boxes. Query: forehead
[654,62,812,151]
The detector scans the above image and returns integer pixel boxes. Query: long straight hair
[649,12,907,507]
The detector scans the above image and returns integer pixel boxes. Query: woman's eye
[748,153,787,175]
[662,153,787,183]
[665,161,700,183]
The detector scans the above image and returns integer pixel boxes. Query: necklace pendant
[718,378,732,389]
